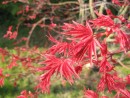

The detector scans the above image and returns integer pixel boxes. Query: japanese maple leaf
[98,73,117,91]
[17,90,34,98]
[47,34,69,55]
[37,70,54,93]
[62,21,102,64]
[117,89,130,98]
[0,68,3,76]
[62,21,93,42]
[115,29,130,53]
[112,0,124,6]
[59,58,79,84]
[75,64,83,74]
[8,55,19,69]
[84,90,98,98]
[125,74,130,85]
[0,48,8,62]
[99,57,114,73]
[43,55,79,83]
[0,68,4,87]
[74,37,101,64]
[17,90,28,98]
[38,54,79,92]
[127,23,130,29]
[90,15,114,27]
[84,89,109,98]
[0,78,4,87]
[101,96,109,98]
[39,54,63,71]
[25,5,29,13]
[98,73,126,92]
[4,26,18,40]
[100,41,108,56]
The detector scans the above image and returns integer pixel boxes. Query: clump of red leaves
[36,6,130,98]
[1,0,130,98]
[4,26,18,40]
[17,90,34,98]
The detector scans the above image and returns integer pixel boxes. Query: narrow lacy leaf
[38,55,79,92]
[90,15,114,27]
[84,90,98,98]
[99,57,114,73]
[37,70,54,93]
[47,34,69,55]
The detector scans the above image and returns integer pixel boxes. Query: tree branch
[48,1,79,6]
[117,60,130,70]
[26,17,46,48]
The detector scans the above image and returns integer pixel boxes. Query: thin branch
[48,1,79,6]
[89,0,96,19]
[99,0,106,14]
[118,5,129,16]
[78,0,85,24]
[26,17,47,48]
[117,60,130,70]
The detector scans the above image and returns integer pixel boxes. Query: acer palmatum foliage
[4,26,18,40]
[1,0,130,98]
[17,90,34,98]
[37,12,130,97]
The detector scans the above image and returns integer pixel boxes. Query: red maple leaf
[98,73,126,93]
[125,74,130,85]
[43,55,79,83]
[62,21,102,65]
[84,90,98,98]
[47,34,69,55]
[112,0,124,6]
[99,57,114,73]
[17,90,34,98]
[90,15,114,27]
[37,54,79,92]
[37,70,54,93]
[115,30,130,53]
[4,26,18,40]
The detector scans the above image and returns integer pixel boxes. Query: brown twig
[48,1,79,6]
[117,60,130,70]
[26,17,46,48]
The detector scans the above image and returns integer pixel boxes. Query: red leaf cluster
[3,26,18,40]
[37,54,79,93]
[17,90,34,98]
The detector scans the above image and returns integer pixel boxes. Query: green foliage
[0,2,22,26]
